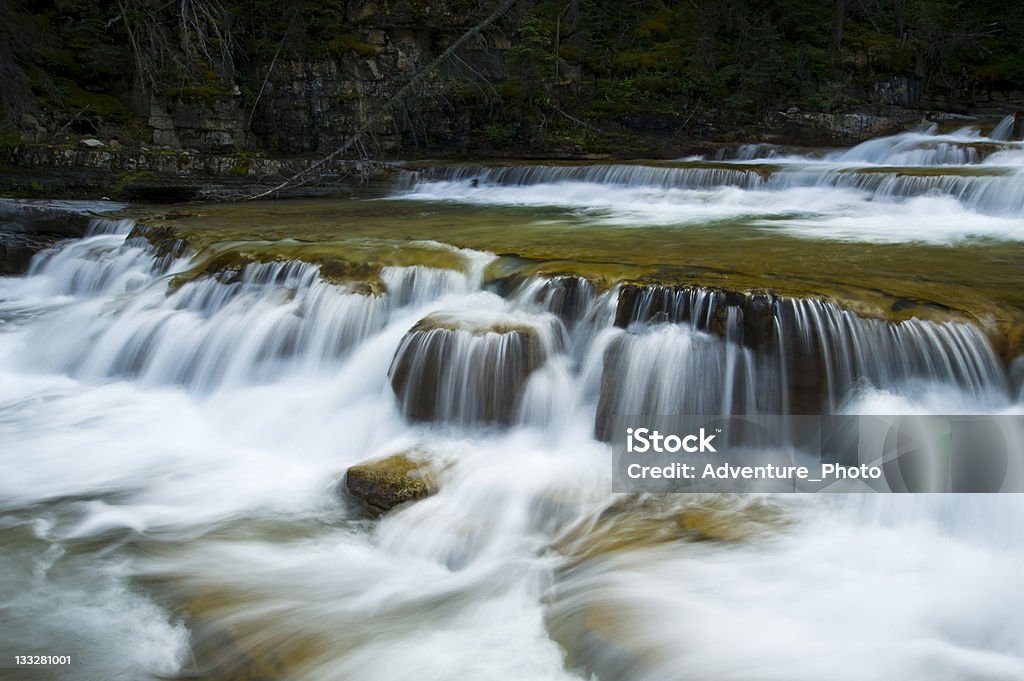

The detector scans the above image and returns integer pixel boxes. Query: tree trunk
[832,0,845,51]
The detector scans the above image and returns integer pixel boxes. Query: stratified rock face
[248,14,507,155]
[344,452,438,517]
[388,311,561,425]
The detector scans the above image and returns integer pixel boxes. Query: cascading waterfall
[989,114,1017,142]
[388,308,566,425]
[594,287,1009,439]
[14,227,495,392]
[595,324,770,431]
[776,297,1008,410]
[1,118,1023,681]
[397,121,1024,221]
[25,218,167,296]
[400,163,768,191]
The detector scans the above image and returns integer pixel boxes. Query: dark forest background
[1,0,1023,155]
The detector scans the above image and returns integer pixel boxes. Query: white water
[1,123,1023,681]
[397,120,1024,242]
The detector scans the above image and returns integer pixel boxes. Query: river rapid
[1,119,1023,680]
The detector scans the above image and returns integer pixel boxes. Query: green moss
[0,179,47,198]
[481,123,516,146]
[50,78,133,121]
[111,170,154,197]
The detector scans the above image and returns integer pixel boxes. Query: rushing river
[1,120,1023,680]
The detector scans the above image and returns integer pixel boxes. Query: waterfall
[388,309,566,426]
[397,122,1024,223]
[594,324,771,438]
[2,119,1023,681]
[15,230,494,392]
[989,114,1016,141]
[777,298,1008,409]
[24,218,173,296]
[595,286,1009,437]
[399,163,768,191]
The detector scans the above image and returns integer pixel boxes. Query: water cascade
[2,119,1023,681]
[398,123,1024,220]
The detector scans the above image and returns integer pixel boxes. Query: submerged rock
[182,586,323,681]
[388,311,560,425]
[552,494,785,566]
[344,452,438,517]
[546,495,788,679]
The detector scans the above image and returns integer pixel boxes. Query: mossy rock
[344,452,438,517]
[126,223,192,259]
[317,258,386,295]
[407,311,539,336]
[168,248,386,295]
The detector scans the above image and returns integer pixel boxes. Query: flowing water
[1,121,1023,680]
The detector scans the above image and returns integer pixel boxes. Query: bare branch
[247,0,519,200]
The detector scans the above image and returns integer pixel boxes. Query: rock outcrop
[344,452,438,517]
[0,202,93,274]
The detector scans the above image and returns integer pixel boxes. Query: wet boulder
[0,203,93,275]
[388,311,560,425]
[0,231,45,275]
[344,452,438,517]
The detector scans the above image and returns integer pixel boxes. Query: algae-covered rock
[169,248,387,295]
[317,258,385,295]
[344,452,438,517]
[125,223,192,259]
